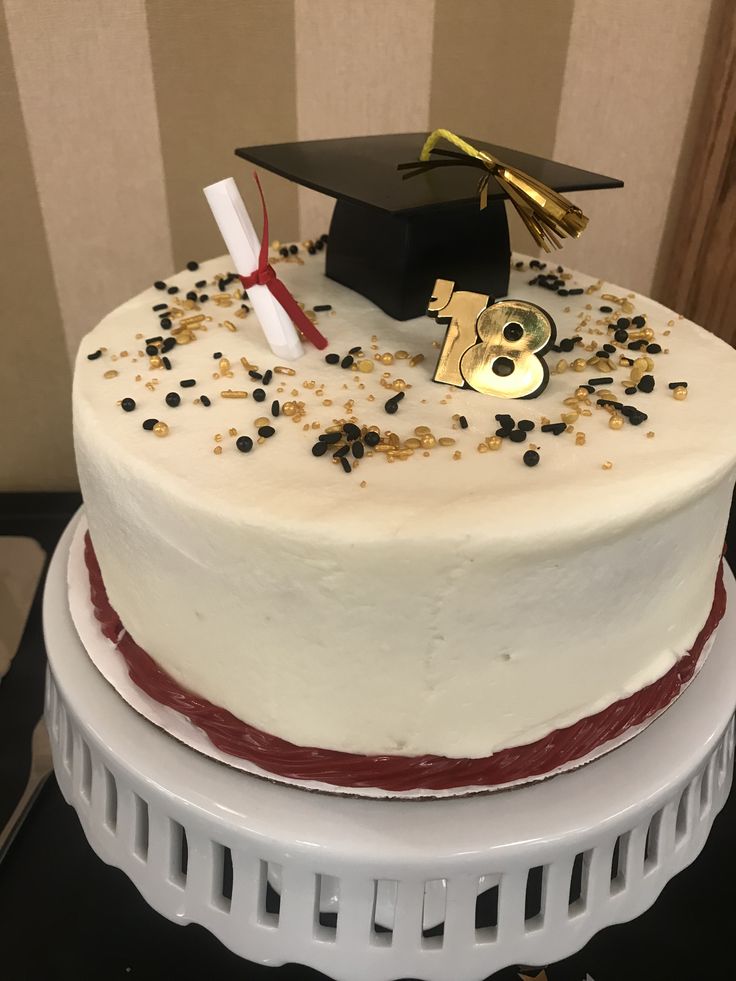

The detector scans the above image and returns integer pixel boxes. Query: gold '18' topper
[428,278,556,399]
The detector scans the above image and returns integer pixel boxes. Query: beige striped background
[0,0,717,491]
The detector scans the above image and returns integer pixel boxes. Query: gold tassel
[418,129,589,253]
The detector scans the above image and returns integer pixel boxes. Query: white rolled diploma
[203,177,304,361]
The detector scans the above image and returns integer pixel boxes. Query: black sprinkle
[541,422,566,435]
[597,398,624,410]
[199,294,209,303]
[647,343,662,354]
[152,302,168,311]
[637,375,655,393]
[341,354,354,369]
[617,317,631,328]
[459,415,468,429]
[261,369,273,385]
[279,246,289,257]
[333,445,350,458]
[349,345,362,354]
[495,428,513,438]
[602,344,616,354]
[312,441,329,457]
[588,377,614,386]
[624,386,638,395]
[249,370,263,380]
[154,281,167,291]
[271,400,280,417]
[160,317,172,329]
[495,413,514,425]
[308,246,317,255]
[581,384,595,394]
[628,340,647,350]
[352,440,364,459]
[121,398,136,412]
[200,395,211,407]
[258,425,275,438]
[600,305,613,313]
[384,392,405,414]
[289,244,298,255]
[146,345,159,356]
[343,423,361,441]
[559,338,576,353]
[614,328,629,343]
[568,288,584,296]
[632,315,646,327]
[523,450,540,467]
[196,280,207,289]
[142,418,158,431]
[364,431,381,447]
[319,431,342,444]
[218,279,228,291]
[180,379,196,388]
[253,388,266,403]
[145,335,163,345]
[557,289,569,297]
[320,234,329,243]
[162,356,171,370]
[509,430,527,443]
[165,392,180,407]
[628,412,648,426]
[186,260,199,271]
[236,435,253,453]
[213,352,222,359]
[517,420,535,432]
[314,304,332,312]
[87,349,102,361]
[167,286,179,295]
[340,457,352,474]
[325,353,340,365]
[668,381,688,389]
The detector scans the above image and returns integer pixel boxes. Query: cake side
[72,253,736,759]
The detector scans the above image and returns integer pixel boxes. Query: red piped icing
[83,533,726,791]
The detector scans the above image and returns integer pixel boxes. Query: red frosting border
[83,532,726,791]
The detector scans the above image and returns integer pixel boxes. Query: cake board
[44,512,736,981]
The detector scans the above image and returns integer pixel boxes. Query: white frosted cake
[72,248,736,792]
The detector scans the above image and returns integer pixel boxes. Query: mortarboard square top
[236,133,623,320]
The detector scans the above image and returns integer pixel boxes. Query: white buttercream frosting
[72,252,736,758]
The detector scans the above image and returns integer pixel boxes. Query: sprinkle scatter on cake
[82,249,693,485]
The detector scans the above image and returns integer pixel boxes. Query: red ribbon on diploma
[239,172,328,351]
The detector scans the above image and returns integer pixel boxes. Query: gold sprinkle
[213,445,223,455]
[575,387,589,399]
[452,450,462,460]
[395,350,409,359]
[409,353,425,367]
[135,333,144,340]
[414,425,431,436]
[487,436,502,451]
[103,369,118,379]
[404,437,421,449]
[219,358,231,372]
[214,433,223,442]
[609,415,624,430]
[602,460,613,470]
[477,443,489,453]
[274,365,296,375]
[221,390,248,399]
[360,480,367,488]
[572,358,587,372]
[241,357,259,372]
[180,314,205,327]
[357,359,374,373]
[228,427,238,437]
[224,320,237,332]
[561,411,579,424]
[555,360,568,374]
[646,431,655,438]
[380,353,394,364]
[575,432,586,445]
[438,437,455,446]
[322,399,333,406]
[152,421,169,438]
[673,385,688,401]
[254,416,269,427]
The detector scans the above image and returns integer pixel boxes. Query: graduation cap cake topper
[235,133,622,322]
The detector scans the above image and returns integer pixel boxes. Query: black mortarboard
[236,133,622,321]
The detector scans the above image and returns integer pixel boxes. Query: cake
[72,244,736,792]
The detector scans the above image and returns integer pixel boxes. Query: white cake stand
[43,515,736,981]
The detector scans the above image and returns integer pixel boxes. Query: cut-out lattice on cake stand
[44,514,736,981]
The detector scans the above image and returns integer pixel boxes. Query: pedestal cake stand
[43,515,736,981]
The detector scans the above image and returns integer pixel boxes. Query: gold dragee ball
[673,386,688,401]
[153,421,169,437]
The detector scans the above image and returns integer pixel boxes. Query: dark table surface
[1,492,735,981]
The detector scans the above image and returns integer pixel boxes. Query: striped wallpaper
[0,0,716,491]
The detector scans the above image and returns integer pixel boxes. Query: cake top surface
[235,134,622,215]
[74,250,736,546]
